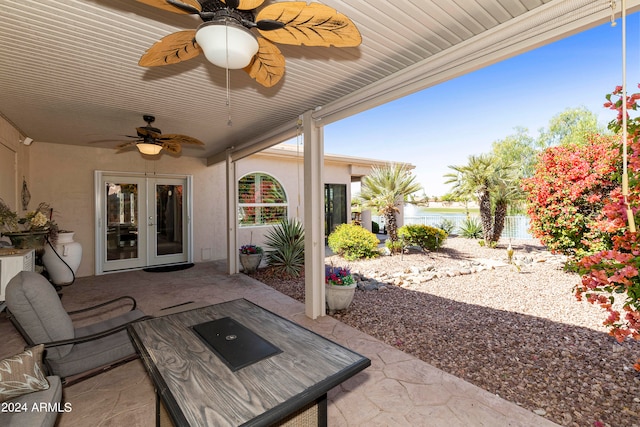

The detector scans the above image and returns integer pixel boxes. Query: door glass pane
[156,184,183,256]
[106,183,138,261]
[325,184,347,237]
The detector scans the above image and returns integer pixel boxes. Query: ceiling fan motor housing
[201,0,255,26]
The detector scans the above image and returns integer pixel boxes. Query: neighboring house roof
[253,143,415,178]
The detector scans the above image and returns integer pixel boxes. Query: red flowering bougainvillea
[576,84,640,371]
[522,134,619,258]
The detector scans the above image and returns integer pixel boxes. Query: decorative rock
[349,248,571,291]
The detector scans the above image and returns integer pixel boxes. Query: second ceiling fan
[117,115,204,155]
[137,0,362,87]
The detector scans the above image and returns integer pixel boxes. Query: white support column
[303,111,325,319]
[361,209,372,231]
[226,149,238,274]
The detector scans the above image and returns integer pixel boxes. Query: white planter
[325,282,357,313]
[42,232,82,285]
[239,253,262,273]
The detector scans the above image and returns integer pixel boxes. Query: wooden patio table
[128,298,370,426]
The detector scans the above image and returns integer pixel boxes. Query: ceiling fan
[116,115,204,155]
[137,0,362,87]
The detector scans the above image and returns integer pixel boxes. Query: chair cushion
[0,345,50,403]
[6,272,74,359]
[48,309,146,378]
[0,376,62,427]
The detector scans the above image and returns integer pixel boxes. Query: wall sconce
[22,137,33,146]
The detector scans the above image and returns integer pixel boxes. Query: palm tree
[360,163,423,243]
[444,154,519,244]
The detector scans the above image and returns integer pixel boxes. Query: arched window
[238,173,288,227]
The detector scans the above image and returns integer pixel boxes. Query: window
[238,173,288,227]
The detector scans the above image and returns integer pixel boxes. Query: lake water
[373,213,534,240]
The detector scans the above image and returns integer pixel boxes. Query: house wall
[236,154,354,249]
[0,116,228,278]
[1,118,381,279]
[0,115,28,212]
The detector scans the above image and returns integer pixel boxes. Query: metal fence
[372,214,534,239]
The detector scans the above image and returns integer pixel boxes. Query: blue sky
[316,12,640,197]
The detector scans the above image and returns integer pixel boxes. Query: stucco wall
[0,115,28,211]
[1,116,377,278]
[0,117,228,278]
[236,154,354,249]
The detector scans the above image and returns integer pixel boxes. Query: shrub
[264,218,305,277]
[371,221,380,234]
[575,84,640,371]
[398,224,447,251]
[328,223,379,261]
[385,239,403,254]
[522,134,619,257]
[435,218,456,236]
[460,217,483,239]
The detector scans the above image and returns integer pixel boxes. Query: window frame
[238,172,288,228]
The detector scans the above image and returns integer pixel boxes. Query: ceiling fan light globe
[196,21,259,69]
[137,142,163,155]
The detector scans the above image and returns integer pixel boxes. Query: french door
[95,172,192,274]
[325,184,347,238]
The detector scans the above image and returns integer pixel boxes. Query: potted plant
[325,265,357,313]
[0,199,58,251]
[239,244,263,273]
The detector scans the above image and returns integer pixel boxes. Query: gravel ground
[251,237,640,427]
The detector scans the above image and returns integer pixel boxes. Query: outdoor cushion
[6,270,147,383]
[0,345,49,403]
[0,375,62,427]
[6,272,74,359]
[47,309,144,378]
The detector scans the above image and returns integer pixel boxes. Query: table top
[128,298,370,427]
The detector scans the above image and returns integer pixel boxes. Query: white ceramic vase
[43,232,82,285]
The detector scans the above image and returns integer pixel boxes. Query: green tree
[360,163,423,244]
[445,154,519,244]
[491,126,539,179]
[537,107,607,147]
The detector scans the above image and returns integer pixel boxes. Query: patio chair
[5,271,149,385]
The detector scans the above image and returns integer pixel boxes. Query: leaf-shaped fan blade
[220,0,265,10]
[136,0,202,14]
[136,127,162,139]
[115,141,139,152]
[244,37,285,88]
[162,141,183,154]
[256,2,362,47]
[158,134,205,145]
[256,20,285,31]
[139,30,202,67]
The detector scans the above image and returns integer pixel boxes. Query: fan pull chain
[225,20,232,127]
[226,67,232,127]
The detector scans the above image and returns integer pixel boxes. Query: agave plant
[264,218,305,277]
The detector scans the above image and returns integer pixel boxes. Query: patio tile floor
[0,261,558,426]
